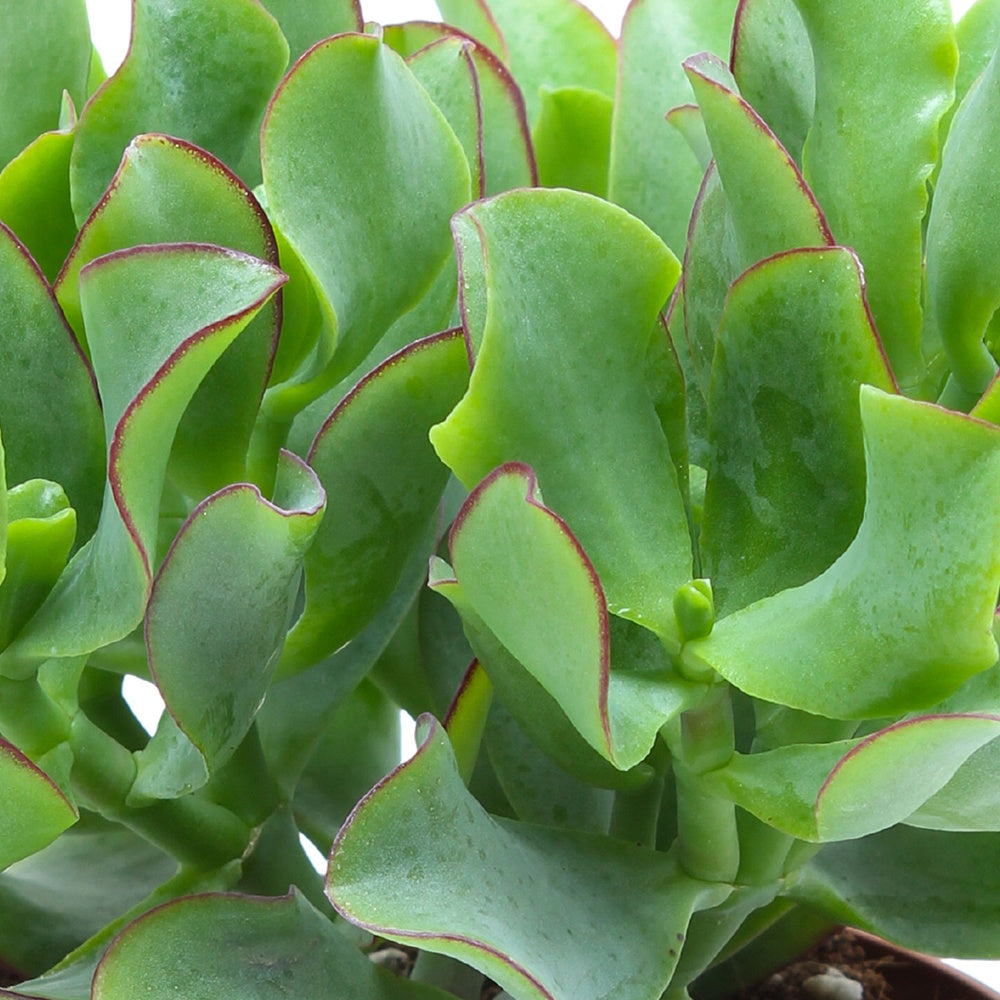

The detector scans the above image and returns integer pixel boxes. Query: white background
[83,0,995,991]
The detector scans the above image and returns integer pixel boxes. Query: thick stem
[0,675,70,758]
[610,740,669,849]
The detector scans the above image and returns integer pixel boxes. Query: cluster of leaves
[4,0,1000,998]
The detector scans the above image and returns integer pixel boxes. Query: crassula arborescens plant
[3,0,1000,998]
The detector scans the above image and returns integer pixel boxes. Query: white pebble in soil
[802,967,864,1000]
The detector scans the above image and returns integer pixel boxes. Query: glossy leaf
[328,716,726,1000]
[0,482,76,650]
[791,0,956,389]
[57,133,281,498]
[791,826,1000,957]
[0,223,104,547]
[0,112,76,282]
[730,0,814,162]
[711,715,1000,841]
[701,248,895,613]
[92,890,447,1000]
[145,450,324,772]
[432,188,690,634]
[260,0,362,63]
[0,0,90,169]
[608,0,739,252]
[280,330,468,673]
[407,34,535,198]
[470,0,616,125]
[0,739,77,872]
[685,388,1000,718]
[533,86,613,197]
[70,0,288,221]
[0,245,285,675]
[925,41,1000,401]
[261,33,471,417]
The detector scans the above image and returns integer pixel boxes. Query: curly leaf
[791,826,1000,957]
[70,0,288,221]
[0,739,76,873]
[792,0,956,388]
[91,889,447,1000]
[702,248,895,613]
[0,223,103,547]
[432,188,689,634]
[0,0,89,169]
[686,387,1000,718]
[925,41,1000,401]
[261,33,470,417]
[57,133,281,498]
[0,245,285,676]
[279,330,468,673]
[435,465,703,773]
[144,450,324,775]
[711,714,1000,842]
[0,107,77,282]
[328,716,725,1000]
[608,0,738,252]
[730,0,814,161]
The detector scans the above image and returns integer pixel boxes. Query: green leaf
[70,0,289,222]
[91,889,447,1000]
[0,246,285,676]
[0,223,104,547]
[328,716,726,1000]
[702,248,896,613]
[407,34,536,199]
[432,188,689,635]
[145,450,324,772]
[433,0,508,61]
[791,825,1000,957]
[608,0,739,252]
[279,330,468,673]
[791,0,956,389]
[0,738,77,873]
[0,113,77,283]
[0,482,76,650]
[259,0,362,63]
[0,0,90,169]
[711,714,1000,841]
[470,0,616,125]
[261,33,471,417]
[56,133,282,499]
[0,811,175,978]
[685,387,1000,718]
[730,0,814,162]
[925,42,1000,401]
[533,86,613,197]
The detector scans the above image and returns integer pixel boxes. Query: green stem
[0,674,70,758]
[610,737,670,849]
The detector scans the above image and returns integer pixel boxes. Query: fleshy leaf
[91,889,447,1000]
[729,0,815,162]
[0,739,77,872]
[924,41,1000,401]
[791,826,1000,957]
[432,0,508,61]
[259,0,363,63]
[710,715,1000,842]
[0,245,285,676]
[701,248,895,613]
[685,387,1000,718]
[145,450,323,772]
[279,330,468,674]
[608,0,739,252]
[328,716,725,1000]
[261,33,471,417]
[0,0,90,169]
[436,466,703,773]
[533,85,613,197]
[0,223,104,547]
[432,188,689,634]
[791,0,956,389]
[57,133,281,498]
[0,116,76,282]
[69,0,289,221]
